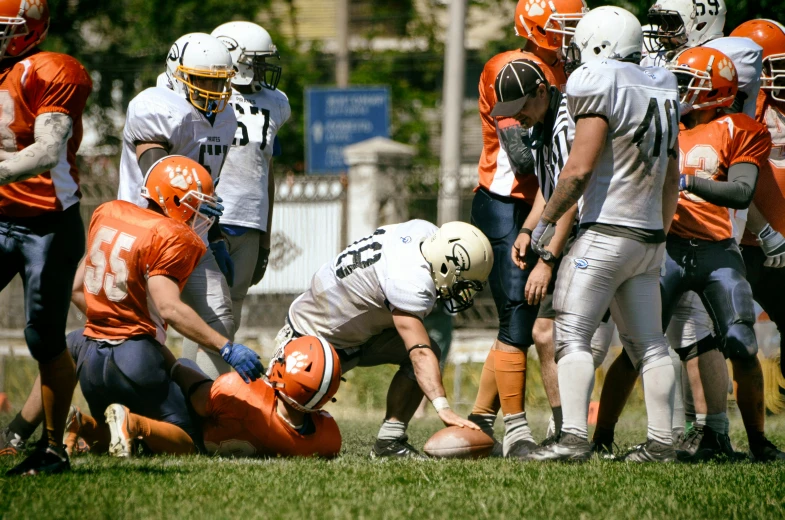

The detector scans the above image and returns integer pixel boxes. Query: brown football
[423,426,495,459]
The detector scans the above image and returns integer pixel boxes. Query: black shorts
[470,188,539,348]
[0,205,84,362]
[67,329,201,444]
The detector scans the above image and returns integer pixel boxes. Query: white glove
[758,224,785,268]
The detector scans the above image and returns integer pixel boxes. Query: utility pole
[437,0,466,225]
[336,0,350,87]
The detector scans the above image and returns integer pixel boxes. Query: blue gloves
[678,175,690,192]
[210,240,235,287]
[220,342,263,384]
[199,195,224,219]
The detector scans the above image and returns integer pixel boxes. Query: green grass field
[1,408,784,519]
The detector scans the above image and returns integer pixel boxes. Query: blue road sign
[306,87,390,174]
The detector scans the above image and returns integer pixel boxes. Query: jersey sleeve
[729,118,772,170]
[566,65,615,120]
[28,54,92,119]
[384,278,436,319]
[124,89,182,148]
[146,222,206,284]
[312,412,342,458]
[204,373,251,419]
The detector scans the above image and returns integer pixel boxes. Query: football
[423,426,495,459]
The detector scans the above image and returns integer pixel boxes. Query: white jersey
[566,60,680,229]
[217,87,291,231]
[118,86,237,207]
[288,220,439,349]
[642,37,763,118]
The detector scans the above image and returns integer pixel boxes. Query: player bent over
[525,7,682,462]
[64,157,262,456]
[0,0,93,475]
[278,220,492,458]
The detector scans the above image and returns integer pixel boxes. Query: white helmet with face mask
[211,21,281,92]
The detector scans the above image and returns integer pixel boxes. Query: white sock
[502,412,535,455]
[641,355,676,445]
[558,351,595,440]
[377,420,407,441]
[705,413,728,435]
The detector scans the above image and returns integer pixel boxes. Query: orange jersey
[202,374,341,458]
[670,113,771,242]
[82,200,205,343]
[0,51,92,218]
[477,50,566,201]
[741,92,785,246]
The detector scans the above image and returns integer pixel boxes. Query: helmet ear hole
[173,195,181,207]
[304,362,313,372]
[440,263,448,275]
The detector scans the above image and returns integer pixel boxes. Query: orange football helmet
[730,19,785,102]
[140,155,218,235]
[0,0,49,61]
[668,47,738,111]
[514,0,588,52]
[267,336,341,413]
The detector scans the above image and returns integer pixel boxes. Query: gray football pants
[553,230,670,368]
[181,248,235,379]
[225,229,261,329]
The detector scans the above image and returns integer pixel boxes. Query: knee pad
[675,334,719,362]
[630,339,670,370]
[724,322,758,360]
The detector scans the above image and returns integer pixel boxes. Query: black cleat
[749,436,785,462]
[590,439,618,460]
[505,439,539,459]
[370,436,426,460]
[6,440,70,476]
[539,434,558,448]
[0,427,27,457]
[676,425,742,462]
[526,432,592,462]
[622,439,677,463]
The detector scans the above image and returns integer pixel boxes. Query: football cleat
[622,439,677,463]
[105,404,135,458]
[6,440,70,476]
[63,406,90,457]
[540,434,559,448]
[526,432,592,462]
[590,439,618,460]
[0,427,26,457]
[749,436,785,462]
[505,439,539,459]
[370,437,426,460]
[676,424,742,462]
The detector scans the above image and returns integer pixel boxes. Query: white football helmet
[642,24,664,55]
[565,6,642,73]
[211,21,281,92]
[645,0,726,53]
[165,33,235,113]
[421,222,493,314]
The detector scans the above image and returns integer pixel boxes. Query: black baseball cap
[490,59,548,117]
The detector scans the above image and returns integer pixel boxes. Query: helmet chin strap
[205,100,217,117]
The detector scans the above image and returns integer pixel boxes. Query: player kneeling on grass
[63,156,263,456]
[74,335,342,458]
[278,220,493,459]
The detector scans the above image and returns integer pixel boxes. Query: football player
[278,220,492,458]
[0,0,93,475]
[525,6,682,462]
[469,0,587,458]
[591,0,763,453]
[209,22,290,330]
[71,336,341,458]
[117,33,239,380]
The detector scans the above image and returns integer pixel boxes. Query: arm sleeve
[687,162,759,209]
[497,119,534,176]
[30,55,92,118]
[566,66,614,121]
[272,136,282,157]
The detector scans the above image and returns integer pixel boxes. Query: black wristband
[520,227,533,236]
